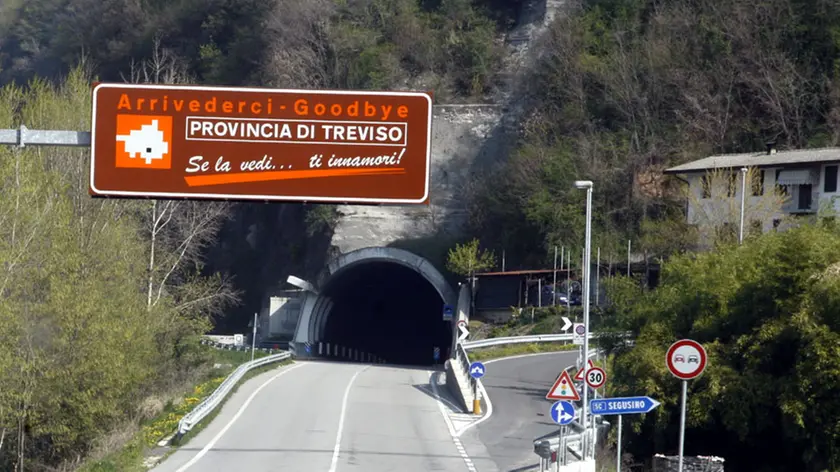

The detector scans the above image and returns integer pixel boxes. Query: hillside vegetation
[468,0,840,267]
[1,0,840,469]
[601,223,840,471]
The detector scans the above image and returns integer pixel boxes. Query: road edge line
[430,371,478,472]
[328,365,369,472]
[174,361,307,472]
[456,351,578,437]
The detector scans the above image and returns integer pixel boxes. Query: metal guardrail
[461,333,576,350]
[461,331,632,350]
[177,351,292,435]
[177,341,383,437]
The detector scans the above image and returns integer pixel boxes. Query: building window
[798,184,813,210]
[825,165,838,193]
[776,170,788,196]
[727,173,737,197]
[701,175,711,199]
[752,170,765,196]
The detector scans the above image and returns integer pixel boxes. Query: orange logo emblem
[115,115,172,169]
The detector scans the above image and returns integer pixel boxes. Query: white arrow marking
[561,317,572,331]
[458,324,469,342]
[554,404,574,423]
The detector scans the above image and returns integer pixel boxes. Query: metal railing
[461,333,576,350]
[177,351,292,435]
[461,331,631,351]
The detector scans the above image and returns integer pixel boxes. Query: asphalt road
[470,351,579,472]
[152,360,492,472]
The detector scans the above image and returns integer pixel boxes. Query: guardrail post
[319,342,323,355]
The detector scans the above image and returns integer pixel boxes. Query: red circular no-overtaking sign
[666,339,707,380]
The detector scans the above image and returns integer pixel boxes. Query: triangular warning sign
[546,370,581,401]
[574,360,595,382]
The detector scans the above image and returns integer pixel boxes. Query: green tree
[603,223,840,471]
[446,238,496,277]
[0,65,235,470]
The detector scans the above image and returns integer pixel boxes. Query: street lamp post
[574,180,594,460]
[739,167,748,244]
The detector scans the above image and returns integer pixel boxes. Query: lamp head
[574,180,593,189]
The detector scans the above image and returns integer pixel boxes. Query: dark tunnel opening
[321,261,452,366]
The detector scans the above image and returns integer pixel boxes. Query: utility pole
[627,239,631,277]
[251,312,257,362]
[739,167,748,244]
[552,246,558,306]
[596,247,600,306]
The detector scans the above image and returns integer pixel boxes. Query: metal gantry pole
[678,380,688,472]
[739,167,748,244]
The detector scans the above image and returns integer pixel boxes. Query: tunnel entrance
[318,259,453,366]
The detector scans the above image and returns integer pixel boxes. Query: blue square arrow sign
[589,396,661,416]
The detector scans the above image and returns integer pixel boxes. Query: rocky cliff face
[330,104,504,253]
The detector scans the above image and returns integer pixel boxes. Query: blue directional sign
[469,361,486,379]
[443,304,454,321]
[550,401,576,425]
[589,396,661,416]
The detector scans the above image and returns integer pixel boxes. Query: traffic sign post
[550,401,576,470]
[457,320,469,343]
[561,316,572,332]
[551,401,576,425]
[573,323,585,345]
[666,339,707,472]
[585,366,606,389]
[469,361,486,415]
[443,304,454,321]
[589,396,661,472]
[574,359,595,382]
[88,83,434,204]
[546,370,580,401]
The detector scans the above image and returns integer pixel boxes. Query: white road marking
[174,362,307,472]
[430,371,478,472]
[328,365,369,472]
[456,351,578,437]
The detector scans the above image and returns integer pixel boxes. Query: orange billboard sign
[90,83,433,204]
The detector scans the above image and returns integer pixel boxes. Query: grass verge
[467,341,579,361]
[79,348,290,472]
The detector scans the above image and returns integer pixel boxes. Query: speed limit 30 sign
[585,366,607,389]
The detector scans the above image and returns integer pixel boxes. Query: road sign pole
[616,415,622,472]
[473,379,481,415]
[555,426,563,472]
[678,380,687,472]
[574,180,593,460]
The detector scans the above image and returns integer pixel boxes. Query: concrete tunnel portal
[296,248,457,366]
